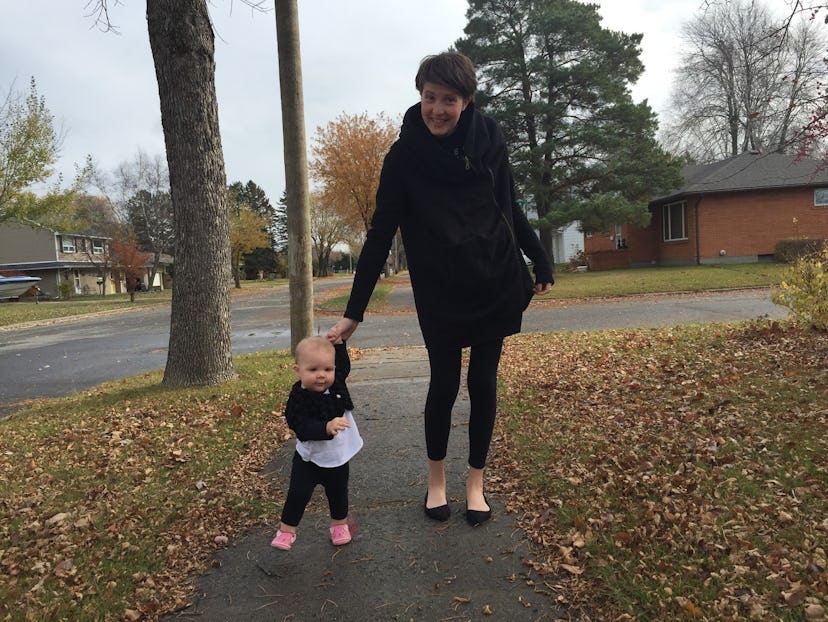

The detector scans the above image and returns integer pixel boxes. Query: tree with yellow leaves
[229,206,270,288]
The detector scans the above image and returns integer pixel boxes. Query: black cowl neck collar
[398,101,497,181]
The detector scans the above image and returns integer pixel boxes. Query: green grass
[233,278,289,290]
[317,280,394,313]
[0,280,288,328]
[541,262,787,299]
[0,306,825,619]
[0,260,815,620]
[0,265,786,328]
[0,291,172,326]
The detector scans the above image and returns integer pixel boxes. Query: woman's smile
[420,81,469,137]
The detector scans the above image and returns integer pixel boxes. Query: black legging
[280,452,350,527]
[424,338,504,469]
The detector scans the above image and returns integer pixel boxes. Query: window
[61,236,76,253]
[92,239,105,255]
[614,224,627,249]
[663,201,687,241]
[814,188,828,206]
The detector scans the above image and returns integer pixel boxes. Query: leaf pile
[493,321,827,620]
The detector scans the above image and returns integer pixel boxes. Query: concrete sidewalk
[162,346,566,621]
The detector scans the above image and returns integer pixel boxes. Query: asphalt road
[0,278,788,418]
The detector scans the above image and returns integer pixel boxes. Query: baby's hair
[294,335,334,363]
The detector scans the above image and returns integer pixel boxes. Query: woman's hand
[534,282,553,296]
[327,318,359,343]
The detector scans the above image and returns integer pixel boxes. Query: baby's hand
[326,416,351,436]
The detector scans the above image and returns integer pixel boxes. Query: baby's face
[294,347,335,393]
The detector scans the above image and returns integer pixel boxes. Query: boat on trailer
[0,275,42,299]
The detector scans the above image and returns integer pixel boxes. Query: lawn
[0,264,787,328]
[0,281,286,328]
[1,321,824,621]
[495,323,827,620]
[1,261,824,621]
[0,291,172,327]
[0,352,295,621]
[542,262,788,299]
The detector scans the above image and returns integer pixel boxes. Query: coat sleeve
[344,147,403,322]
[511,173,555,285]
[485,116,554,285]
[284,391,333,441]
[334,341,350,383]
[516,216,555,285]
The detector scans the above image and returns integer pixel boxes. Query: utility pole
[274,0,313,354]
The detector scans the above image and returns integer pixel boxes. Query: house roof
[654,151,828,203]
[0,254,173,273]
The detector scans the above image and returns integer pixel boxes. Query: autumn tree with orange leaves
[310,112,397,233]
[110,232,151,302]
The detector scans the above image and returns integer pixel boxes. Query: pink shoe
[271,530,296,550]
[329,524,351,546]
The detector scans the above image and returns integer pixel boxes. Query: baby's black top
[283,342,354,442]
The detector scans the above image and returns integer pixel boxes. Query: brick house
[584,151,828,270]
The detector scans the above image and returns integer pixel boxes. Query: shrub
[568,249,587,271]
[774,237,825,263]
[772,247,828,330]
[57,280,74,300]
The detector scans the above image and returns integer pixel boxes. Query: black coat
[345,102,554,348]
[284,342,354,441]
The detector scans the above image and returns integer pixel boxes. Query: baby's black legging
[280,452,350,527]
[424,338,504,470]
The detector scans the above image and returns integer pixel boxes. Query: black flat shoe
[424,492,450,522]
[465,496,492,526]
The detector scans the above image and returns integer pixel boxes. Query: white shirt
[295,409,363,467]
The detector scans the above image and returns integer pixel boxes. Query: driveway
[0,279,788,418]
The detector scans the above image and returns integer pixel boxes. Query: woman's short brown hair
[415,51,477,100]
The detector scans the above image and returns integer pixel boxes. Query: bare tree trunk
[275,0,313,353]
[148,0,236,386]
[233,263,242,289]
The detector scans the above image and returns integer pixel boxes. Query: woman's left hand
[534,282,553,296]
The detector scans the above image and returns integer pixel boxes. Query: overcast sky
[1,0,705,206]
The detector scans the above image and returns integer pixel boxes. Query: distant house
[584,151,828,270]
[550,222,584,264]
[519,199,584,264]
[0,222,170,298]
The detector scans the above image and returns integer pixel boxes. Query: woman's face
[420,81,470,137]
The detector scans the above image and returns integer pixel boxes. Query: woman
[328,51,553,525]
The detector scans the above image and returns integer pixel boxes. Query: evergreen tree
[273,190,289,254]
[228,180,281,277]
[228,180,273,219]
[455,0,682,250]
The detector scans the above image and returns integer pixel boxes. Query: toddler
[271,336,362,550]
